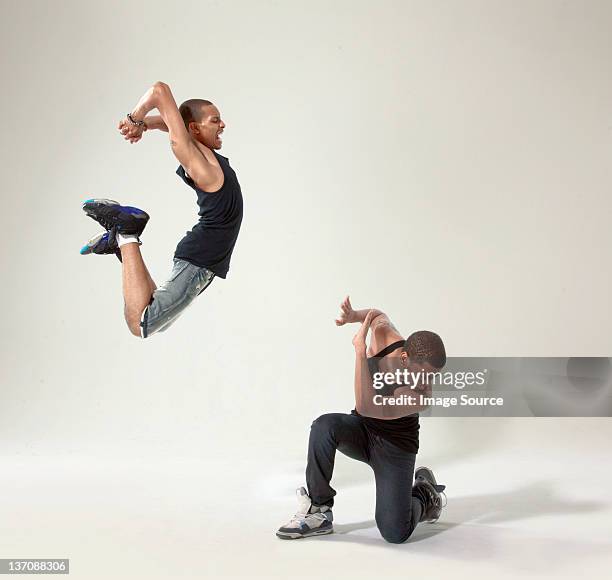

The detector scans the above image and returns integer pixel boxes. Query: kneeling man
[276,297,447,543]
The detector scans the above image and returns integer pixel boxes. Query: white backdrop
[1,0,611,457]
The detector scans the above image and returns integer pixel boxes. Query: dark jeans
[306,412,423,544]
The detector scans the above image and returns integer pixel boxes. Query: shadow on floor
[316,478,610,572]
[444,479,602,525]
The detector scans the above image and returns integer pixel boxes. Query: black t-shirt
[352,340,420,454]
[174,151,243,278]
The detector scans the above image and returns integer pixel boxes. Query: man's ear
[188,121,199,135]
[400,351,409,366]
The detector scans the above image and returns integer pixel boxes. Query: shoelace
[99,217,114,230]
[288,509,327,527]
[85,206,115,231]
[288,511,308,526]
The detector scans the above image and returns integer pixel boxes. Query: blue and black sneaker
[79,227,123,262]
[82,198,149,236]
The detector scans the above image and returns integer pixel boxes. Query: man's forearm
[144,115,168,132]
[130,83,163,122]
[354,349,374,415]
[354,308,401,342]
[351,308,383,323]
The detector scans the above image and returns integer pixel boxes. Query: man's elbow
[152,81,171,99]
[371,313,392,330]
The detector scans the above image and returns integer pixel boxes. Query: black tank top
[174,151,243,278]
[352,339,420,453]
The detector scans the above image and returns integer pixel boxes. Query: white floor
[1,419,611,580]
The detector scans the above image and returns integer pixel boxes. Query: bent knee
[124,309,145,338]
[127,320,143,337]
[377,521,412,544]
[378,528,410,544]
[310,413,341,435]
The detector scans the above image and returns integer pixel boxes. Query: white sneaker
[276,487,333,539]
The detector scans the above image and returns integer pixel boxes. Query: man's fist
[118,117,147,144]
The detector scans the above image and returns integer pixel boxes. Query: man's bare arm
[351,311,394,417]
[351,311,424,418]
[336,296,400,331]
[352,311,378,416]
[118,82,220,190]
[336,296,403,356]
[144,115,168,132]
[354,348,377,416]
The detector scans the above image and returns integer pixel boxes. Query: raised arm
[119,115,168,140]
[352,311,379,416]
[144,115,168,132]
[335,296,403,357]
[349,305,431,419]
[117,82,221,191]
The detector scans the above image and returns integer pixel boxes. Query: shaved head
[179,99,225,150]
[179,98,213,129]
[404,331,446,369]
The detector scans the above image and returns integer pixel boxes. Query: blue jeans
[306,413,423,544]
[139,258,215,338]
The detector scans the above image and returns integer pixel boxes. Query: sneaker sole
[276,528,334,540]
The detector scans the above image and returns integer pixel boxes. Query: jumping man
[80,81,243,338]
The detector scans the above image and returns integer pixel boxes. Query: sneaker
[79,228,123,262]
[82,198,149,236]
[276,487,333,540]
[413,466,447,523]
